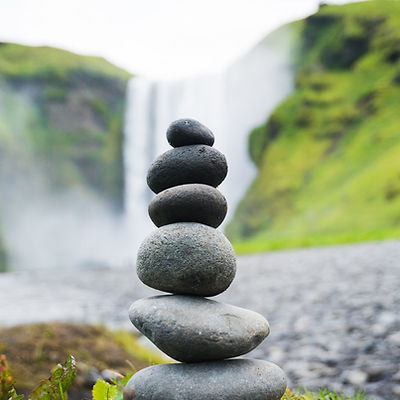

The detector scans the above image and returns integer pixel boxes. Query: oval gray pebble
[148,184,227,228]
[124,359,287,400]
[129,295,270,362]
[166,118,215,147]
[146,145,227,194]
[137,223,236,296]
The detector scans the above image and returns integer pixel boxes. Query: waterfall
[124,25,295,258]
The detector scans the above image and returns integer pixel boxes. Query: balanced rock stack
[124,119,287,400]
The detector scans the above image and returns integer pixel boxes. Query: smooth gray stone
[166,118,215,147]
[136,223,236,296]
[124,359,287,400]
[146,145,227,194]
[148,184,227,228]
[129,295,270,362]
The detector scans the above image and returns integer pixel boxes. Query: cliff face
[227,0,400,251]
[0,43,132,270]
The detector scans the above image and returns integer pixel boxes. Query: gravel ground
[1,240,399,399]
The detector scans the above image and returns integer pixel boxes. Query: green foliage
[249,115,282,166]
[227,0,400,249]
[0,355,23,400]
[91,374,132,400]
[0,353,131,400]
[92,379,118,400]
[29,356,76,400]
[0,43,131,81]
[1,355,76,400]
[281,387,370,399]
[0,323,164,397]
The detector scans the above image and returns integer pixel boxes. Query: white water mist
[124,25,295,257]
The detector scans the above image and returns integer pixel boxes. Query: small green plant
[0,354,23,400]
[281,387,371,400]
[92,374,132,400]
[29,356,77,400]
[0,355,76,400]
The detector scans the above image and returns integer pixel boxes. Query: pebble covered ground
[1,240,399,399]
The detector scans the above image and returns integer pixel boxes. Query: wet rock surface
[148,184,227,228]
[125,359,286,400]
[166,118,215,147]
[136,223,236,296]
[146,145,227,193]
[129,295,270,362]
[1,240,399,399]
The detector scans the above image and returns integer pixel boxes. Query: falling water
[124,25,296,258]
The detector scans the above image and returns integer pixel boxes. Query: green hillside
[0,43,131,81]
[227,0,400,252]
[0,43,132,270]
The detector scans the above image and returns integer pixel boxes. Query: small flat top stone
[166,118,215,147]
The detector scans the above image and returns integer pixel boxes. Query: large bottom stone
[124,359,287,400]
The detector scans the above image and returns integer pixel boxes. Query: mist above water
[0,83,131,270]
[1,24,295,270]
[0,168,132,270]
[124,24,296,256]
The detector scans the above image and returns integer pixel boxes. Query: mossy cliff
[0,43,132,270]
[227,0,400,252]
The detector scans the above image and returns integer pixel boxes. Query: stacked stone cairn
[124,119,287,400]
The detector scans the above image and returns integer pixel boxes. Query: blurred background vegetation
[227,1,400,252]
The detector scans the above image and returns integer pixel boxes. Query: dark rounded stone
[129,295,270,363]
[148,184,227,228]
[166,118,215,147]
[146,145,227,194]
[137,223,236,296]
[124,359,287,400]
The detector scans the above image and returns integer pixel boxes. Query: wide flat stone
[166,118,215,147]
[136,223,236,296]
[124,359,287,400]
[148,184,227,228]
[129,295,270,362]
[146,145,227,194]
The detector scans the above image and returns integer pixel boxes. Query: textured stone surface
[124,359,286,400]
[166,118,215,147]
[137,223,236,296]
[148,184,227,228]
[146,145,227,193]
[129,295,269,362]
[3,240,400,399]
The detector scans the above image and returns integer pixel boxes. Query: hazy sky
[0,0,356,78]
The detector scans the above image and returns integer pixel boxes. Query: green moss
[282,387,371,399]
[42,86,69,101]
[0,323,165,397]
[227,0,400,249]
[0,43,131,82]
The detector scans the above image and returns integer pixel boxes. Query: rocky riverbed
[1,240,399,399]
